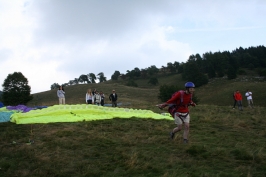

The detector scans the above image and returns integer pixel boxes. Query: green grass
[1,105,266,177]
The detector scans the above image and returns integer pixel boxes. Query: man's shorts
[174,112,190,125]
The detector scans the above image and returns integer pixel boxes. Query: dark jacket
[109,93,118,102]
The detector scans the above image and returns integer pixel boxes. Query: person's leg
[112,101,115,107]
[172,124,182,134]
[183,114,190,143]
[170,113,183,139]
[114,101,117,107]
[62,98,65,104]
[183,122,190,140]
[233,100,237,108]
[59,98,62,104]
[250,99,254,108]
[237,101,241,110]
[247,100,251,108]
[240,101,243,110]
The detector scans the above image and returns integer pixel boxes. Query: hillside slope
[27,73,266,109]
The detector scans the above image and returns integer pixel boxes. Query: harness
[174,112,189,123]
[168,90,192,119]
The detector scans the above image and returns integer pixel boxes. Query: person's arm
[85,94,88,103]
[158,92,181,109]
[189,100,196,107]
[234,94,237,100]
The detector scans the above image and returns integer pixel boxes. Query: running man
[157,82,196,143]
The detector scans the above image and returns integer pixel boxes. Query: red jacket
[166,91,193,113]
[234,92,242,101]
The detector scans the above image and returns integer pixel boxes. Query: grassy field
[1,73,266,177]
[1,105,266,177]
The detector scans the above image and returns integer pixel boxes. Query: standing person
[234,90,243,111]
[57,86,65,105]
[85,89,94,104]
[100,91,105,106]
[92,88,97,103]
[92,88,97,96]
[233,91,237,109]
[157,82,196,144]
[94,91,101,106]
[245,89,254,108]
[109,90,118,107]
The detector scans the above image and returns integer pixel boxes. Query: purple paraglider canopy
[6,105,34,113]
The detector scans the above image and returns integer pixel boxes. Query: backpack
[168,90,192,118]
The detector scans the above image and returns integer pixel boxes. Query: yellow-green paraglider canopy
[10,104,172,124]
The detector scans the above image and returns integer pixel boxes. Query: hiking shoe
[183,139,189,144]
[170,132,175,139]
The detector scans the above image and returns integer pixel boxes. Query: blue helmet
[185,82,195,88]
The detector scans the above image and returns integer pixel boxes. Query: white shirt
[95,94,101,103]
[245,91,252,100]
[86,93,94,102]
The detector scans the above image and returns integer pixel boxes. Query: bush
[126,80,138,87]
[238,69,247,75]
[148,77,159,85]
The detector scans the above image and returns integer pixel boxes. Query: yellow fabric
[10,104,172,124]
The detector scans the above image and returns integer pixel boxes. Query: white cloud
[0,0,265,94]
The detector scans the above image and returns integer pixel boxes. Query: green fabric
[0,107,8,112]
[10,104,172,124]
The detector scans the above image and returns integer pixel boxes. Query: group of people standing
[233,89,254,110]
[85,89,118,107]
[57,86,118,107]
[85,89,105,106]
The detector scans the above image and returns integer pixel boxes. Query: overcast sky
[1,0,265,94]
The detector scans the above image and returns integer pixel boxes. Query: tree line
[50,72,107,90]
[111,45,266,88]
[50,45,266,89]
